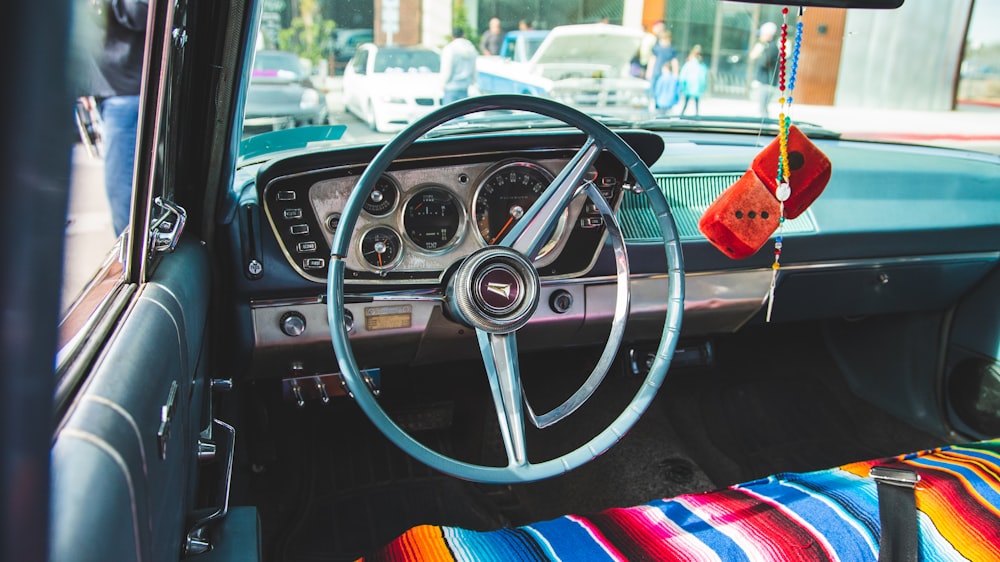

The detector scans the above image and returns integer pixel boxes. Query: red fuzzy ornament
[751,125,831,219]
[698,170,782,260]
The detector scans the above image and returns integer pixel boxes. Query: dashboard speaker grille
[618,173,818,241]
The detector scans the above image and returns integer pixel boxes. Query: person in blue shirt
[678,45,708,116]
[646,29,678,84]
[653,62,679,116]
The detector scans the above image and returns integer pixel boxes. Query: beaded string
[766,6,803,322]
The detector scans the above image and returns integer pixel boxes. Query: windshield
[373,48,440,73]
[253,50,306,79]
[239,1,1000,161]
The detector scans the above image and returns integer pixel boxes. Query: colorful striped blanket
[362,439,1000,561]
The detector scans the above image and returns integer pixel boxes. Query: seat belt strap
[870,465,920,562]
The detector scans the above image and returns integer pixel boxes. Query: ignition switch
[549,289,573,314]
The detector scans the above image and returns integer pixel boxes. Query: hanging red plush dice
[750,125,831,219]
[698,170,782,260]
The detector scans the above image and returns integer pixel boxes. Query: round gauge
[474,162,553,245]
[473,162,569,260]
[403,187,462,251]
[362,175,399,216]
[359,226,402,270]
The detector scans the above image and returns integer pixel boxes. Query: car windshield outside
[372,47,440,73]
[237,0,1000,164]
[252,50,307,80]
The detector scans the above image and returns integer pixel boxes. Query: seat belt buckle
[870,466,921,488]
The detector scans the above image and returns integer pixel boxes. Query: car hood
[531,24,643,68]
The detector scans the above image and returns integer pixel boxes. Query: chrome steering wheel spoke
[477,329,529,468]
[500,136,602,261]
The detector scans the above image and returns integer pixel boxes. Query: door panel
[944,264,1000,437]
[50,238,211,562]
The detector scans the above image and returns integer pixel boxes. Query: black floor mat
[245,399,510,562]
[282,471,505,561]
[663,323,948,485]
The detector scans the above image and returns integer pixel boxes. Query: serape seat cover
[362,439,1000,561]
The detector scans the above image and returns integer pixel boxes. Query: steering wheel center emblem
[487,282,511,299]
[476,265,523,314]
[447,246,540,334]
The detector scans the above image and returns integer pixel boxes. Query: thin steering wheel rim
[328,94,684,484]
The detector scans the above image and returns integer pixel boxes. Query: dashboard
[225,129,1000,380]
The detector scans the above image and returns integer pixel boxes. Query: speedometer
[473,162,567,258]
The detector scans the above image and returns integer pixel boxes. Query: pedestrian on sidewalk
[75,0,148,236]
[441,27,479,105]
[480,17,503,56]
[749,22,780,119]
[653,61,679,116]
[679,45,708,116]
[646,29,679,85]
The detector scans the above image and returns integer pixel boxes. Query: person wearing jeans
[99,94,141,235]
[77,0,149,236]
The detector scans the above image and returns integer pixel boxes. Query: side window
[353,50,368,75]
[63,1,149,314]
[501,38,515,60]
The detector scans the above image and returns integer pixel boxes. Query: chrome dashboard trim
[248,252,1000,378]
[261,146,585,185]
[774,252,1000,271]
[250,295,324,309]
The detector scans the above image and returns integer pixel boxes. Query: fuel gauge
[362,175,399,217]
[359,227,402,271]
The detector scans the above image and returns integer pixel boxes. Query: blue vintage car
[476,24,652,115]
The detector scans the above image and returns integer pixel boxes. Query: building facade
[300,0,990,110]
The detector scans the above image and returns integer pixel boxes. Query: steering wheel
[328,94,684,484]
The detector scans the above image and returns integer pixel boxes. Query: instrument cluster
[261,150,626,284]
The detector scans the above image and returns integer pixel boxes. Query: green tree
[277,0,336,65]
[453,0,478,45]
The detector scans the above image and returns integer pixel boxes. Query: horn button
[447,247,540,334]
[475,265,522,314]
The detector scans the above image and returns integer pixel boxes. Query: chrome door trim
[54,283,138,418]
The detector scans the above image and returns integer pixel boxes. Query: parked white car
[343,44,443,133]
[477,24,651,116]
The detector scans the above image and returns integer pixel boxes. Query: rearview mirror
[732,0,902,8]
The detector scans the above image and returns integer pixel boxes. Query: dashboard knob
[280,312,307,337]
[549,290,573,314]
[344,310,355,333]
